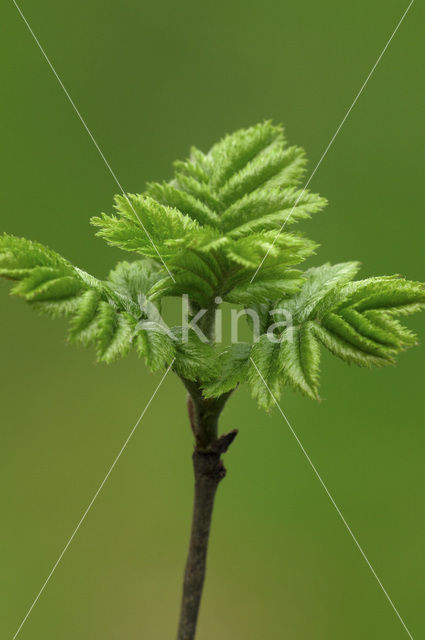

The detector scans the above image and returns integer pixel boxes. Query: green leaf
[107,259,164,303]
[278,324,320,399]
[91,194,204,257]
[208,121,284,189]
[247,336,281,410]
[222,186,326,236]
[146,181,220,227]
[226,267,304,306]
[203,343,252,397]
[316,277,425,365]
[172,328,220,382]
[223,230,316,270]
[12,268,83,301]
[134,321,176,371]
[153,249,223,308]
[282,271,425,374]
[69,289,102,340]
[0,234,168,366]
[249,265,425,405]
[91,122,323,309]
[311,324,388,368]
[2,122,425,403]
[97,308,134,363]
[282,261,361,322]
[0,235,89,316]
[0,234,75,277]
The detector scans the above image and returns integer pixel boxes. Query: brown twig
[176,387,238,640]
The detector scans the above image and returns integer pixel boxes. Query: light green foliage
[246,265,425,408]
[1,123,424,409]
[247,336,282,408]
[203,343,252,397]
[278,324,321,401]
[92,122,324,306]
[134,321,176,371]
[171,327,221,382]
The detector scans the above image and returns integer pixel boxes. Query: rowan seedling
[2,122,424,639]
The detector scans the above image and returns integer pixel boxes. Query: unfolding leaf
[203,343,252,397]
[172,327,220,381]
[278,323,320,399]
[247,336,281,410]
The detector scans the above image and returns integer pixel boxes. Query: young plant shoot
[1,122,424,640]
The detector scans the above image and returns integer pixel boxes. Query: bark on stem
[176,416,237,640]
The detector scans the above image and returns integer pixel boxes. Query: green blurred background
[1,0,424,637]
